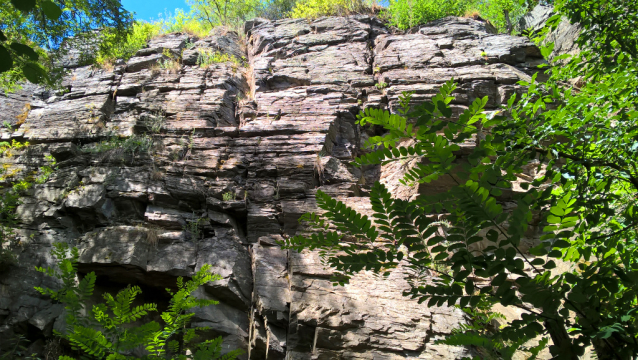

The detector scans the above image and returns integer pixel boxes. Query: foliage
[552,0,637,76]
[82,135,155,158]
[222,191,236,201]
[0,0,133,89]
[156,9,212,38]
[156,58,182,74]
[0,141,55,273]
[96,22,161,67]
[197,49,242,68]
[256,0,299,19]
[469,0,528,33]
[382,0,472,29]
[35,243,243,360]
[283,4,638,353]
[188,0,260,28]
[290,0,374,18]
[382,0,529,32]
[143,110,167,135]
[0,187,20,272]
[437,295,548,359]
[375,81,388,90]
[183,216,208,240]
[0,139,29,156]
[36,155,58,184]
[0,335,41,360]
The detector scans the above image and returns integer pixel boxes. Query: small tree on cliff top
[0,0,133,90]
[283,0,638,358]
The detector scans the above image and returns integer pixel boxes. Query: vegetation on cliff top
[1,0,544,91]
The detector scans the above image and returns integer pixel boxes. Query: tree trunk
[593,337,629,360]
[544,318,579,360]
[504,9,513,34]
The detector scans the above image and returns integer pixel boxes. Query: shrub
[155,58,182,74]
[188,0,261,28]
[183,216,207,240]
[156,8,212,38]
[383,0,473,30]
[383,0,529,32]
[82,134,155,159]
[96,21,161,66]
[468,0,528,33]
[290,0,374,18]
[222,191,236,201]
[256,0,300,19]
[197,48,242,68]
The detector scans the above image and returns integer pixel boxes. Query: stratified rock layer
[0,16,543,358]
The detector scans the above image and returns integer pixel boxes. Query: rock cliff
[0,16,543,359]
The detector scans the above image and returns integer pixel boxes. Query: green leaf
[548,250,562,258]
[492,273,507,287]
[486,229,498,242]
[553,240,570,248]
[41,0,63,20]
[531,258,545,266]
[596,323,624,339]
[22,61,47,84]
[437,101,452,118]
[10,42,39,61]
[547,215,562,224]
[540,42,555,58]
[0,45,12,73]
[465,279,474,294]
[11,0,36,12]
[543,260,556,269]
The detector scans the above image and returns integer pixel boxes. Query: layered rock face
[0,16,542,359]
[517,4,580,61]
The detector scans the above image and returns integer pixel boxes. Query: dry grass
[463,9,482,20]
[147,227,159,248]
[151,58,181,75]
[43,337,64,360]
[15,103,30,126]
[313,153,325,180]
[151,169,164,180]
[243,64,256,100]
[98,60,116,72]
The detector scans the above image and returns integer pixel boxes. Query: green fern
[35,243,243,360]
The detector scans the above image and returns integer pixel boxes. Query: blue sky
[121,0,190,21]
[121,0,391,22]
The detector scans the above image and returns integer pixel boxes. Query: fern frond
[316,190,378,242]
[435,331,497,349]
[352,145,423,167]
[78,272,96,302]
[67,326,111,359]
